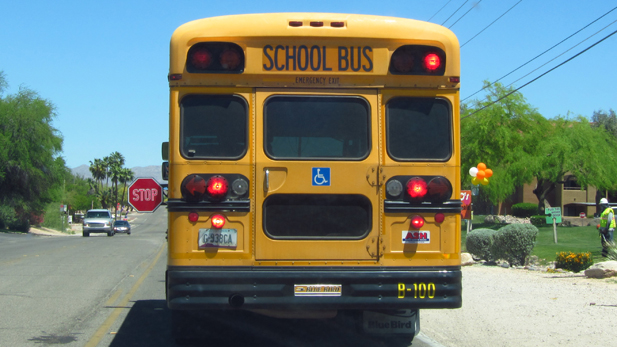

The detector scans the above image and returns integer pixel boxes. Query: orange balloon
[484,168,493,178]
[477,163,487,171]
[475,170,486,180]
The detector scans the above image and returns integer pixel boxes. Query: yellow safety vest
[600,207,616,229]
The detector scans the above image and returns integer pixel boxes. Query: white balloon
[469,167,478,177]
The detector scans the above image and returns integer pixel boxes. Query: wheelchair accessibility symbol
[312,167,330,186]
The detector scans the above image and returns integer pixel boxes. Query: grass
[462,215,605,264]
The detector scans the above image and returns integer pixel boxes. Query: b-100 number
[398,282,436,299]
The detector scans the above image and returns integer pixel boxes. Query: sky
[1,0,616,169]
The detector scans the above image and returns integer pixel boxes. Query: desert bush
[465,228,496,261]
[491,223,538,266]
[512,203,539,218]
[530,215,546,227]
[555,252,593,273]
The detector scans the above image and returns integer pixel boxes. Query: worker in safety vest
[599,198,615,257]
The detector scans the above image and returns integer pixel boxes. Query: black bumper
[167,266,462,311]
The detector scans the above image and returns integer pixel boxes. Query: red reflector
[168,74,182,81]
[207,176,228,200]
[191,49,213,69]
[435,213,445,223]
[449,76,460,83]
[310,21,324,27]
[424,53,441,71]
[211,214,226,228]
[411,215,425,229]
[289,21,303,27]
[188,212,199,223]
[219,48,242,70]
[331,22,345,28]
[406,177,428,199]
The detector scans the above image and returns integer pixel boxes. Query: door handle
[264,169,270,192]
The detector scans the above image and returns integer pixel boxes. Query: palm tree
[107,152,125,219]
[119,168,135,209]
[88,159,106,194]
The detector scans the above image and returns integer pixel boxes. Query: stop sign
[128,178,163,212]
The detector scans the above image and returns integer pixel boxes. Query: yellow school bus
[165,13,461,344]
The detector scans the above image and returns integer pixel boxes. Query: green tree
[461,82,548,213]
[0,72,66,231]
[531,116,617,212]
[591,109,617,137]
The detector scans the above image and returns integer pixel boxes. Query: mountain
[71,165,167,184]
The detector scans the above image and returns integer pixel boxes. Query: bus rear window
[386,97,452,161]
[264,96,370,160]
[180,95,248,159]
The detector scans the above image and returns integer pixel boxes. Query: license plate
[198,229,237,248]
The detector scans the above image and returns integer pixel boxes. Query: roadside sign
[460,190,472,220]
[545,207,562,224]
[128,178,163,212]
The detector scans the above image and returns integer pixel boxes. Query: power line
[461,28,617,120]
[460,0,523,48]
[505,19,617,90]
[442,0,469,26]
[428,0,453,22]
[462,5,617,102]
[449,0,483,29]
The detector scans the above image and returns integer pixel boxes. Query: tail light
[188,212,199,223]
[211,214,226,228]
[406,177,428,199]
[181,175,207,202]
[426,177,453,203]
[411,215,425,229]
[190,48,213,69]
[389,45,446,75]
[186,42,245,73]
[423,53,441,72]
[206,176,229,200]
[435,213,445,223]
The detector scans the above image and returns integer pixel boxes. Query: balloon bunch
[469,162,493,186]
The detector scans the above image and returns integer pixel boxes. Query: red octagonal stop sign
[128,178,163,212]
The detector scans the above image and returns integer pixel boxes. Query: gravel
[420,264,617,346]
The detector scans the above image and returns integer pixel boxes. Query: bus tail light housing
[186,42,245,73]
[387,176,453,205]
[389,45,446,75]
[180,174,249,203]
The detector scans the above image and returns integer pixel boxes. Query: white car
[83,209,114,237]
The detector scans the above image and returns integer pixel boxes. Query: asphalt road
[0,209,442,347]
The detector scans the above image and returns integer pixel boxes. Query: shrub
[511,203,539,218]
[555,252,593,273]
[491,223,538,266]
[465,228,496,261]
[530,215,546,227]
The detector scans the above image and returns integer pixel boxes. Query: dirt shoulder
[420,264,616,347]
